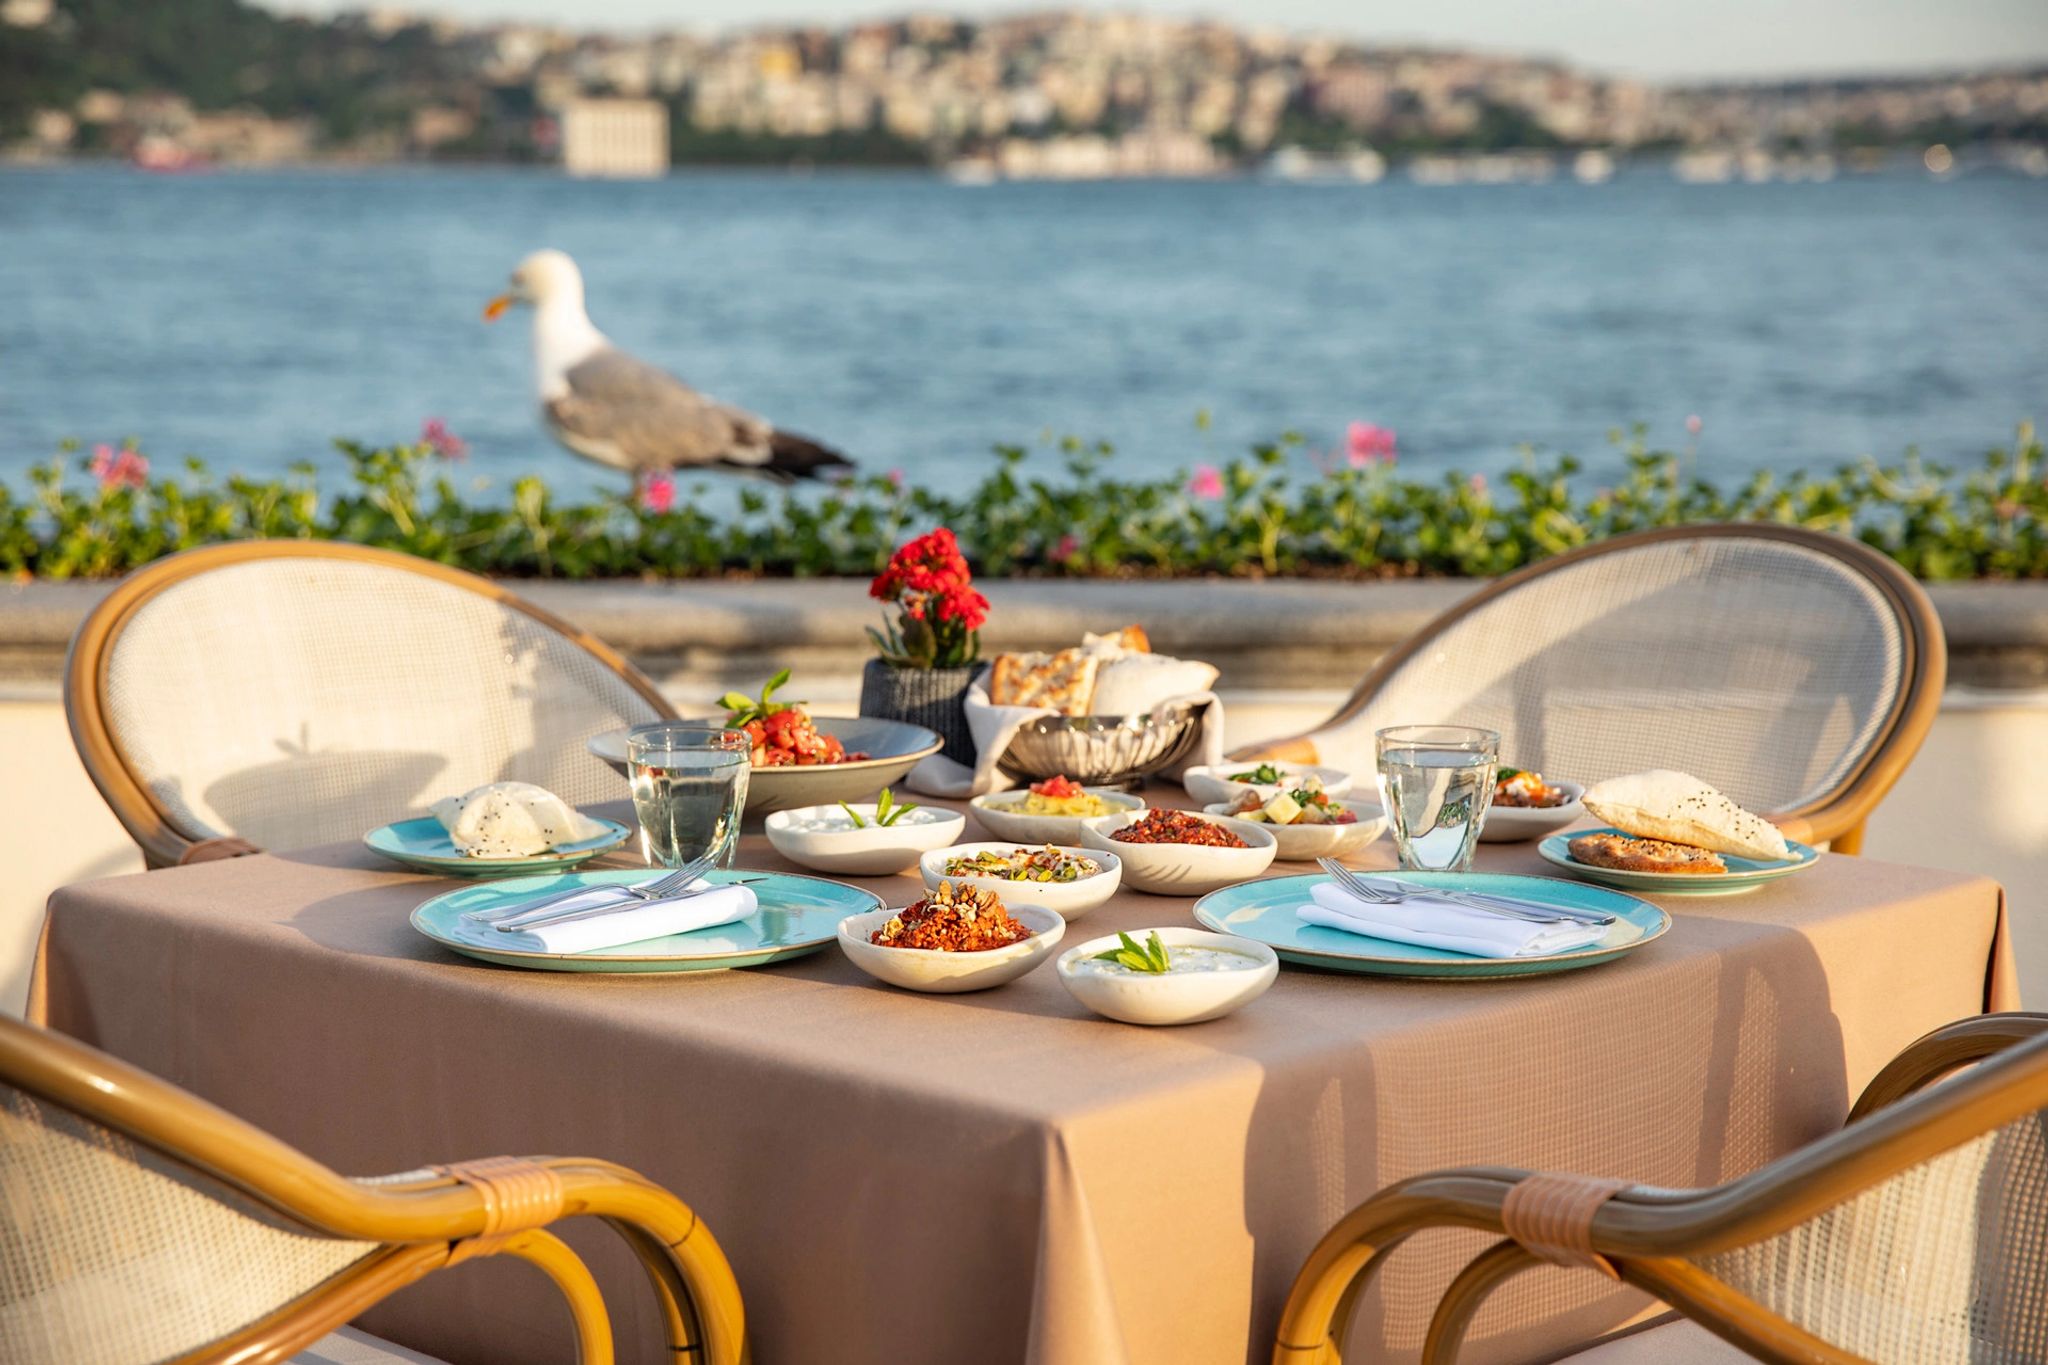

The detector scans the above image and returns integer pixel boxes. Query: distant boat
[1265,145,1385,183]
[945,159,999,186]
[132,136,209,174]
[1573,149,1615,184]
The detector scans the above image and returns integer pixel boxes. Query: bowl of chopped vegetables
[764,789,966,875]
[1478,768,1585,843]
[1204,783,1387,863]
[836,884,1065,993]
[919,842,1122,919]
[1181,761,1355,810]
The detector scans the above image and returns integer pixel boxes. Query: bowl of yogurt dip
[1055,926,1278,1025]
[764,801,966,876]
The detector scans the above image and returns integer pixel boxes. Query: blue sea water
[1,163,2044,501]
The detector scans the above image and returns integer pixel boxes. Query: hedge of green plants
[3,421,2041,582]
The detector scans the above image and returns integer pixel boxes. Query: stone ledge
[4,576,2045,690]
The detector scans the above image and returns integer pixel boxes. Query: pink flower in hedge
[887,467,906,490]
[1346,421,1397,468]
[421,417,468,460]
[639,474,676,514]
[1053,533,1079,560]
[1187,464,1224,500]
[90,444,149,491]
[1686,414,1704,437]
[1468,472,1488,496]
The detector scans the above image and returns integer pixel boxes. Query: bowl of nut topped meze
[1078,807,1276,896]
[835,881,1065,993]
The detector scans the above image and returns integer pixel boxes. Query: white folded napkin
[1296,881,1607,960]
[503,881,758,955]
[903,665,1227,798]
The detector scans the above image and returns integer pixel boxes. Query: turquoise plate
[365,815,633,876]
[410,868,882,973]
[1191,871,1669,979]
[1537,827,1820,896]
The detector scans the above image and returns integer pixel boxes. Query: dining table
[28,788,2018,1365]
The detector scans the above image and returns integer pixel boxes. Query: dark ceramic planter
[859,659,977,764]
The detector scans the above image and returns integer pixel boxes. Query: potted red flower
[859,528,989,763]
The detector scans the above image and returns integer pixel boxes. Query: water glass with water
[627,724,751,869]
[1376,725,1500,872]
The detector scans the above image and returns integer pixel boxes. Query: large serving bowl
[918,842,1122,920]
[1200,798,1388,863]
[1181,761,1354,809]
[1078,809,1277,895]
[968,786,1145,845]
[1056,927,1278,1026]
[994,701,1209,788]
[835,904,1065,993]
[588,717,942,817]
[1478,780,1586,843]
[765,804,967,876]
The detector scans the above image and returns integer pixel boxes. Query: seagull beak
[482,293,514,322]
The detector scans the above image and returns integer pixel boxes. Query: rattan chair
[66,541,678,868]
[0,1013,745,1365]
[1239,525,1945,853]
[1273,1011,2048,1364]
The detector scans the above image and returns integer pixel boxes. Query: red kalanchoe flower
[868,527,986,668]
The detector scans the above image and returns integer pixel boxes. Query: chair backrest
[1672,1030,2048,1365]
[67,542,676,864]
[0,1018,377,1365]
[1301,525,1943,832]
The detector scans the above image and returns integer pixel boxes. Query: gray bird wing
[547,348,773,473]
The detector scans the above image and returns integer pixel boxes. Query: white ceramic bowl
[1200,798,1388,862]
[835,903,1065,993]
[968,787,1145,845]
[918,842,1123,920]
[1057,927,1278,1025]
[588,717,943,816]
[1077,809,1278,896]
[764,804,967,876]
[1181,762,1355,809]
[1478,781,1586,843]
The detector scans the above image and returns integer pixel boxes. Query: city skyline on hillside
[280,0,2048,82]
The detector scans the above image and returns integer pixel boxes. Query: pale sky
[297,0,2048,81]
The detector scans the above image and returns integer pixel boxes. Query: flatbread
[1582,769,1790,862]
[1089,654,1219,716]
[988,648,1100,715]
[1568,832,1726,874]
[431,781,608,858]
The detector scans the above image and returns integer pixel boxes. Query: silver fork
[1316,858,1602,926]
[494,872,769,936]
[463,852,716,927]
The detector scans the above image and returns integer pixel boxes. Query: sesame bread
[1582,769,1791,862]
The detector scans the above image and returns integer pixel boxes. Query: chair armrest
[1847,1012,2048,1121]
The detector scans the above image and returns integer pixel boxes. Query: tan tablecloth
[30,797,2016,1365]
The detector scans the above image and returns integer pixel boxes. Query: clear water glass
[627,724,751,869]
[1376,725,1500,872]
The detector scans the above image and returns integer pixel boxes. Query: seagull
[484,249,854,487]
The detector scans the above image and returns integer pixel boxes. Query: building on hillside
[559,98,668,177]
